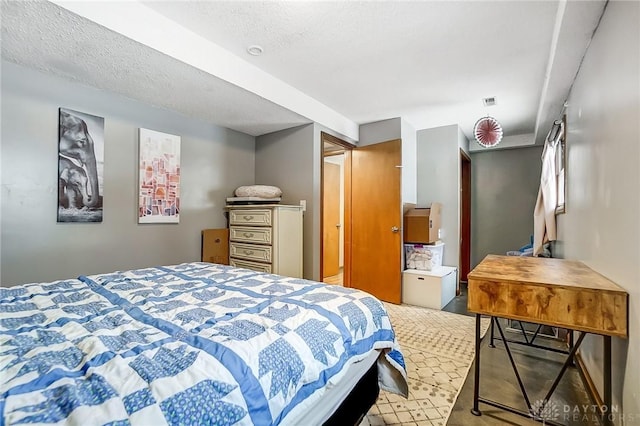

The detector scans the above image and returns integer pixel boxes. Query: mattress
[285,349,380,425]
[0,262,408,425]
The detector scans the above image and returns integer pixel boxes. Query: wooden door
[351,139,402,303]
[460,150,472,285]
[323,161,341,278]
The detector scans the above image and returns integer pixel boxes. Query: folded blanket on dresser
[1,262,408,425]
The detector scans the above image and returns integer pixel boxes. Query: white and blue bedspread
[1,262,408,425]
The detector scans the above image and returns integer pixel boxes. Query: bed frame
[323,363,380,426]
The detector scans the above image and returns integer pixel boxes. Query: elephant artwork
[57,108,104,222]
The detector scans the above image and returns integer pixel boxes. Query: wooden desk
[468,255,628,425]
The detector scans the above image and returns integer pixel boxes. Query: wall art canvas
[58,108,105,223]
[138,128,181,223]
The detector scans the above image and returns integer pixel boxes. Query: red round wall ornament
[474,116,503,148]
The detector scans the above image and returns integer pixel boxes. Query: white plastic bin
[402,266,457,310]
[404,241,444,271]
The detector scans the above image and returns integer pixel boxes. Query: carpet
[360,303,490,426]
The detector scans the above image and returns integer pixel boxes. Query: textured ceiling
[0,0,311,136]
[143,0,557,137]
[1,0,606,143]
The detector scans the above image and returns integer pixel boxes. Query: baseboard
[575,352,604,413]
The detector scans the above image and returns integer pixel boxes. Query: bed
[0,262,408,425]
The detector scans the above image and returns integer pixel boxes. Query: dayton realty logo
[530,399,561,423]
[531,401,634,424]
[563,404,631,423]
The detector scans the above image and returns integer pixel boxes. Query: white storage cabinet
[402,266,457,310]
[227,204,303,278]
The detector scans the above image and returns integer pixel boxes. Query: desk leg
[540,332,586,406]
[603,335,612,426]
[471,313,482,416]
[489,316,495,348]
[568,330,575,366]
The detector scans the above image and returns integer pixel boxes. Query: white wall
[416,124,460,268]
[1,61,255,286]
[554,1,639,422]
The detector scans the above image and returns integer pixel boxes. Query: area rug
[360,303,490,426]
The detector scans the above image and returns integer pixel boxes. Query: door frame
[459,149,472,291]
[320,132,353,286]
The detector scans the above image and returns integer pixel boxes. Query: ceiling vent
[482,97,497,107]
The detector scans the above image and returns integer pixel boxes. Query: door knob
[391,226,399,233]
[336,224,341,228]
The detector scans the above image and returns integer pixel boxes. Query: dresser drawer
[229,258,272,274]
[230,242,272,263]
[230,226,272,244]
[229,209,272,226]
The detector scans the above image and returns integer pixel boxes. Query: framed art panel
[138,128,181,224]
[58,108,104,223]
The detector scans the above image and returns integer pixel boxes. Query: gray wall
[457,127,470,156]
[555,1,639,419]
[416,125,461,268]
[1,61,255,286]
[360,118,418,205]
[359,118,401,146]
[470,146,543,267]
[401,119,417,205]
[255,124,318,280]
[256,120,419,282]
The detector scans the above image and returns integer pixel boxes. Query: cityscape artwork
[138,128,181,224]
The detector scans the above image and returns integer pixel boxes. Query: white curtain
[533,120,564,256]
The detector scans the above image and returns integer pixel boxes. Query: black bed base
[323,362,380,426]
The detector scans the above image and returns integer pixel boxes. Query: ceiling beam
[49,0,359,141]
[533,0,607,145]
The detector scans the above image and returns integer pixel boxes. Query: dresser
[227,204,303,278]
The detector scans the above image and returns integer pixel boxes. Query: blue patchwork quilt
[0,262,408,425]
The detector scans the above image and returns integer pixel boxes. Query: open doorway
[459,149,472,293]
[320,133,402,301]
[321,132,352,286]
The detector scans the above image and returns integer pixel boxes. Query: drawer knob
[243,232,254,238]
[243,250,254,255]
[243,215,254,221]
